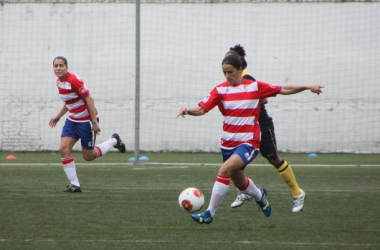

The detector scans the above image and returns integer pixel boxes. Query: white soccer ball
[178,187,205,213]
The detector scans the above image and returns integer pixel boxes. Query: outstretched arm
[176,106,207,118]
[280,85,324,95]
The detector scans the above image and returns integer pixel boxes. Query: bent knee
[269,157,283,168]
[82,150,97,161]
[60,145,71,155]
[83,155,96,161]
[219,164,233,176]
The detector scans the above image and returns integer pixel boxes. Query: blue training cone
[139,156,149,161]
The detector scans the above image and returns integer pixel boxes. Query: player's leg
[79,120,126,161]
[209,155,243,214]
[230,145,271,217]
[191,155,242,224]
[268,156,302,196]
[270,156,305,212]
[191,148,242,224]
[230,146,260,208]
[82,134,126,161]
[261,126,305,212]
[192,145,269,224]
[60,119,81,192]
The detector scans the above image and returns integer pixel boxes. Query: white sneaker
[292,190,306,212]
[231,192,253,208]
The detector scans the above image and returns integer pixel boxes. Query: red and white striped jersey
[198,79,281,149]
[56,72,98,122]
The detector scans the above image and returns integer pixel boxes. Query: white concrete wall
[0,2,379,153]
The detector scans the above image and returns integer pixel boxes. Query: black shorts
[260,124,279,160]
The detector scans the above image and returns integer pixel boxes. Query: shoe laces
[293,194,304,207]
[256,192,268,211]
[235,192,251,202]
[235,193,245,201]
[256,201,267,212]
[201,211,212,223]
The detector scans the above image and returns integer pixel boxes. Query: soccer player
[227,45,306,212]
[49,56,126,193]
[177,53,323,224]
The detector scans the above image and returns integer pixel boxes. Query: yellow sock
[277,161,302,197]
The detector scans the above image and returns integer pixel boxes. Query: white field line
[0,162,379,168]
[132,166,189,170]
[0,238,378,247]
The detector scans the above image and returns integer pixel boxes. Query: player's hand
[176,108,188,118]
[49,117,60,128]
[92,122,101,135]
[310,85,324,95]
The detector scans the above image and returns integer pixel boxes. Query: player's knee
[81,148,97,161]
[269,157,283,168]
[82,152,96,161]
[220,161,241,176]
[83,155,94,161]
[219,165,231,176]
[59,145,71,156]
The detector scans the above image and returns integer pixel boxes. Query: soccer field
[0,153,379,250]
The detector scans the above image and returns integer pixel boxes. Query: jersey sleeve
[71,76,90,99]
[198,87,220,112]
[257,81,282,99]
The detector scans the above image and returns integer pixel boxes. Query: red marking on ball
[193,189,203,198]
[181,199,193,211]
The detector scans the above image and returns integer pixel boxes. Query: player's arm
[178,87,219,118]
[177,106,207,118]
[49,104,68,128]
[279,85,324,95]
[261,98,268,104]
[84,95,101,135]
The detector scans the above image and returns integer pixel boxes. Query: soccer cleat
[292,190,306,212]
[256,188,271,217]
[112,133,126,153]
[63,184,82,193]
[191,210,213,224]
[231,192,253,208]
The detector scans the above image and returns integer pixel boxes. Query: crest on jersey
[79,87,87,94]
[203,94,210,103]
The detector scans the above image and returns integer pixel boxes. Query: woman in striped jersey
[50,56,126,193]
[177,53,323,224]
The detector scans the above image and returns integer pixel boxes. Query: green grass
[0,153,379,249]
[1,151,380,165]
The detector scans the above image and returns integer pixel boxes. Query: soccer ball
[178,187,205,213]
